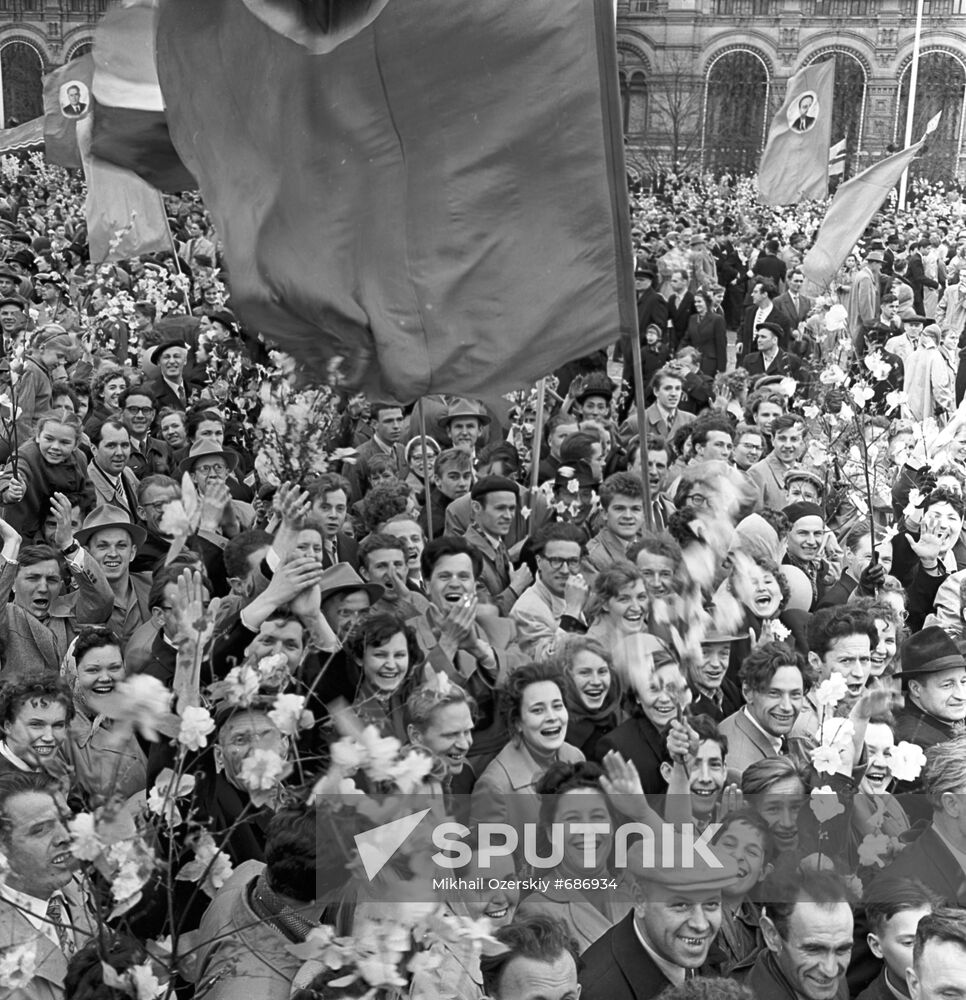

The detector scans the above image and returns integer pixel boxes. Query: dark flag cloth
[148,0,636,401]
[90,3,195,193]
[238,0,391,53]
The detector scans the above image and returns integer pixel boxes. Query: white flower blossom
[177,833,234,898]
[177,706,216,751]
[0,941,37,990]
[809,786,846,823]
[68,812,105,861]
[889,741,927,783]
[813,673,848,710]
[268,693,313,737]
[857,831,892,868]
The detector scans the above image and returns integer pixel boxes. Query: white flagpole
[898,0,925,209]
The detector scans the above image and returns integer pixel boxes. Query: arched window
[0,42,44,128]
[703,50,769,174]
[805,51,866,175]
[618,47,648,138]
[68,41,93,60]
[896,51,966,181]
[621,71,648,136]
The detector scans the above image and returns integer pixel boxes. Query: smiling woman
[61,626,147,802]
[0,673,73,779]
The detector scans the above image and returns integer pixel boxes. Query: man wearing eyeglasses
[118,385,173,479]
[511,523,588,659]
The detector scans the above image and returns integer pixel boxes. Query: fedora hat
[179,438,239,477]
[439,399,490,428]
[318,562,383,605]
[896,626,966,678]
[75,504,147,548]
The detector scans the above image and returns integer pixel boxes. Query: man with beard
[511,523,588,659]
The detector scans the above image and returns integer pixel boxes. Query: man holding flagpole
[758,60,835,206]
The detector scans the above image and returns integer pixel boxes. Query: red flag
[154,0,635,401]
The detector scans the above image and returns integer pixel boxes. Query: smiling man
[511,523,588,659]
[747,413,807,510]
[750,868,854,1000]
[0,675,73,777]
[74,504,151,648]
[579,840,738,1000]
[719,642,809,773]
[88,419,140,520]
[782,501,828,611]
[585,473,645,574]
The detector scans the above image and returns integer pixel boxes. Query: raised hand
[49,492,76,551]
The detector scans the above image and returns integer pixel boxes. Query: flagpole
[630,332,654,533]
[417,399,434,539]
[159,192,193,315]
[898,0,925,209]
[529,377,547,493]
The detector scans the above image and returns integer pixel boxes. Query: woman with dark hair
[585,562,667,683]
[680,289,728,375]
[551,636,622,760]
[593,649,689,794]
[61,626,147,804]
[343,611,423,742]
[469,661,583,858]
[515,760,633,951]
[84,364,130,435]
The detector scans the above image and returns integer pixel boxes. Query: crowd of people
[0,151,964,999]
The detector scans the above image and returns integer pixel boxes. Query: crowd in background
[0,152,962,999]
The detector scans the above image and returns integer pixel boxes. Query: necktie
[778,735,789,754]
[496,543,510,585]
[324,540,338,568]
[46,896,74,957]
[178,385,187,407]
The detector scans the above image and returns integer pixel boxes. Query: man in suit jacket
[579,850,740,1000]
[306,472,359,570]
[465,475,532,615]
[145,338,191,413]
[739,321,802,378]
[619,367,695,446]
[875,745,966,907]
[752,238,787,290]
[774,268,812,326]
[0,772,97,1000]
[665,269,695,351]
[739,278,792,355]
[343,402,409,501]
[718,643,809,775]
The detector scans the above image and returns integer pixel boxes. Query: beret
[782,501,825,524]
[470,475,520,501]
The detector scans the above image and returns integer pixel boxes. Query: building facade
[617,0,966,180]
[0,0,103,129]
